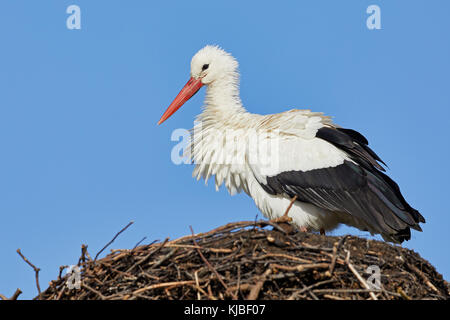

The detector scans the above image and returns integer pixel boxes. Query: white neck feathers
[197,72,248,127]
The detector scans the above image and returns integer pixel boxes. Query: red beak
[158,77,203,125]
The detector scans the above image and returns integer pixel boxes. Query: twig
[406,262,439,294]
[189,226,234,299]
[16,249,41,296]
[78,244,90,266]
[81,283,106,300]
[0,288,22,301]
[288,279,336,300]
[247,268,272,300]
[345,250,378,300]
[133,280,197,295]
[132,236,147,250]
[313,288,385,294]
[150,248,179,269]
[234,265,241,300]
[323,294,347,300]
[255,252,312,264]
[171,220,285,244]
[126,238,169,273]
[207,283,217,300]
[397,287,412,300]
[94,221,134,262]
[328,235,349,275]
[194,271,202,300]
[58,265,68,280]
[163,243,234,253]
[270,263,329,272]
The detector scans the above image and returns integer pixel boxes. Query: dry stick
[58,265,69,280]
[81,283,106,300]
[234,265,241,300]
[189,226,235,299]
[251,213,259,233]
[307,288,320,300]
[228,283,252,293]
[94,221,134,262]
[126,238,169,273]
[78,244,90,266]
[287,279,336,300]
[406,262,439,294]
[207,283,217,300]
[255,253,312,264]
[328,235,349,275]
[194,271,201,300]
[133,280,197,295]
[192,272,217,300]
[313,288,385,294]
[260,220,290,235]
[172,220,287,245]
[270,263,329,272]
[397,287,412,300]
[16,249,41,296]
[150,248,179,269]
[170,221,254,244]
[344,250,378,300]
[164,243,234,253]
[132,236,147,250]
[110,251,131,262]
[323,294,347,300]
[0,289,23,301]
[247,268,272,300]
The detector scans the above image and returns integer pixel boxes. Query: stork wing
[250,118,424,242]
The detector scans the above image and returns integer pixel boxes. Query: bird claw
[270,214,293,224]
[299,226,308,233]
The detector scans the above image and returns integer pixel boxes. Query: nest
[32,221,449,300]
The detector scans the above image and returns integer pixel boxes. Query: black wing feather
[260,126,424,243]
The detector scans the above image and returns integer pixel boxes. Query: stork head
[190,45,239,84]
[158,45,238,125]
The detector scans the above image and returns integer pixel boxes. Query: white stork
[158,45,425,243]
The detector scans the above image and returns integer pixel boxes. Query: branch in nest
[16,249,41,297]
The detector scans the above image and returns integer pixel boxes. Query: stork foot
[270,195,297,225]
[269,215,294,234]
[269,195,299,234]
[270,214,293,225]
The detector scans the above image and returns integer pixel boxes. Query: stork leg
[270,195,297,224]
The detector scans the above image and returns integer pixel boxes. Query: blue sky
[1,1,449,299]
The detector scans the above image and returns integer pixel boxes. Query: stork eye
[202,64,209,71]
